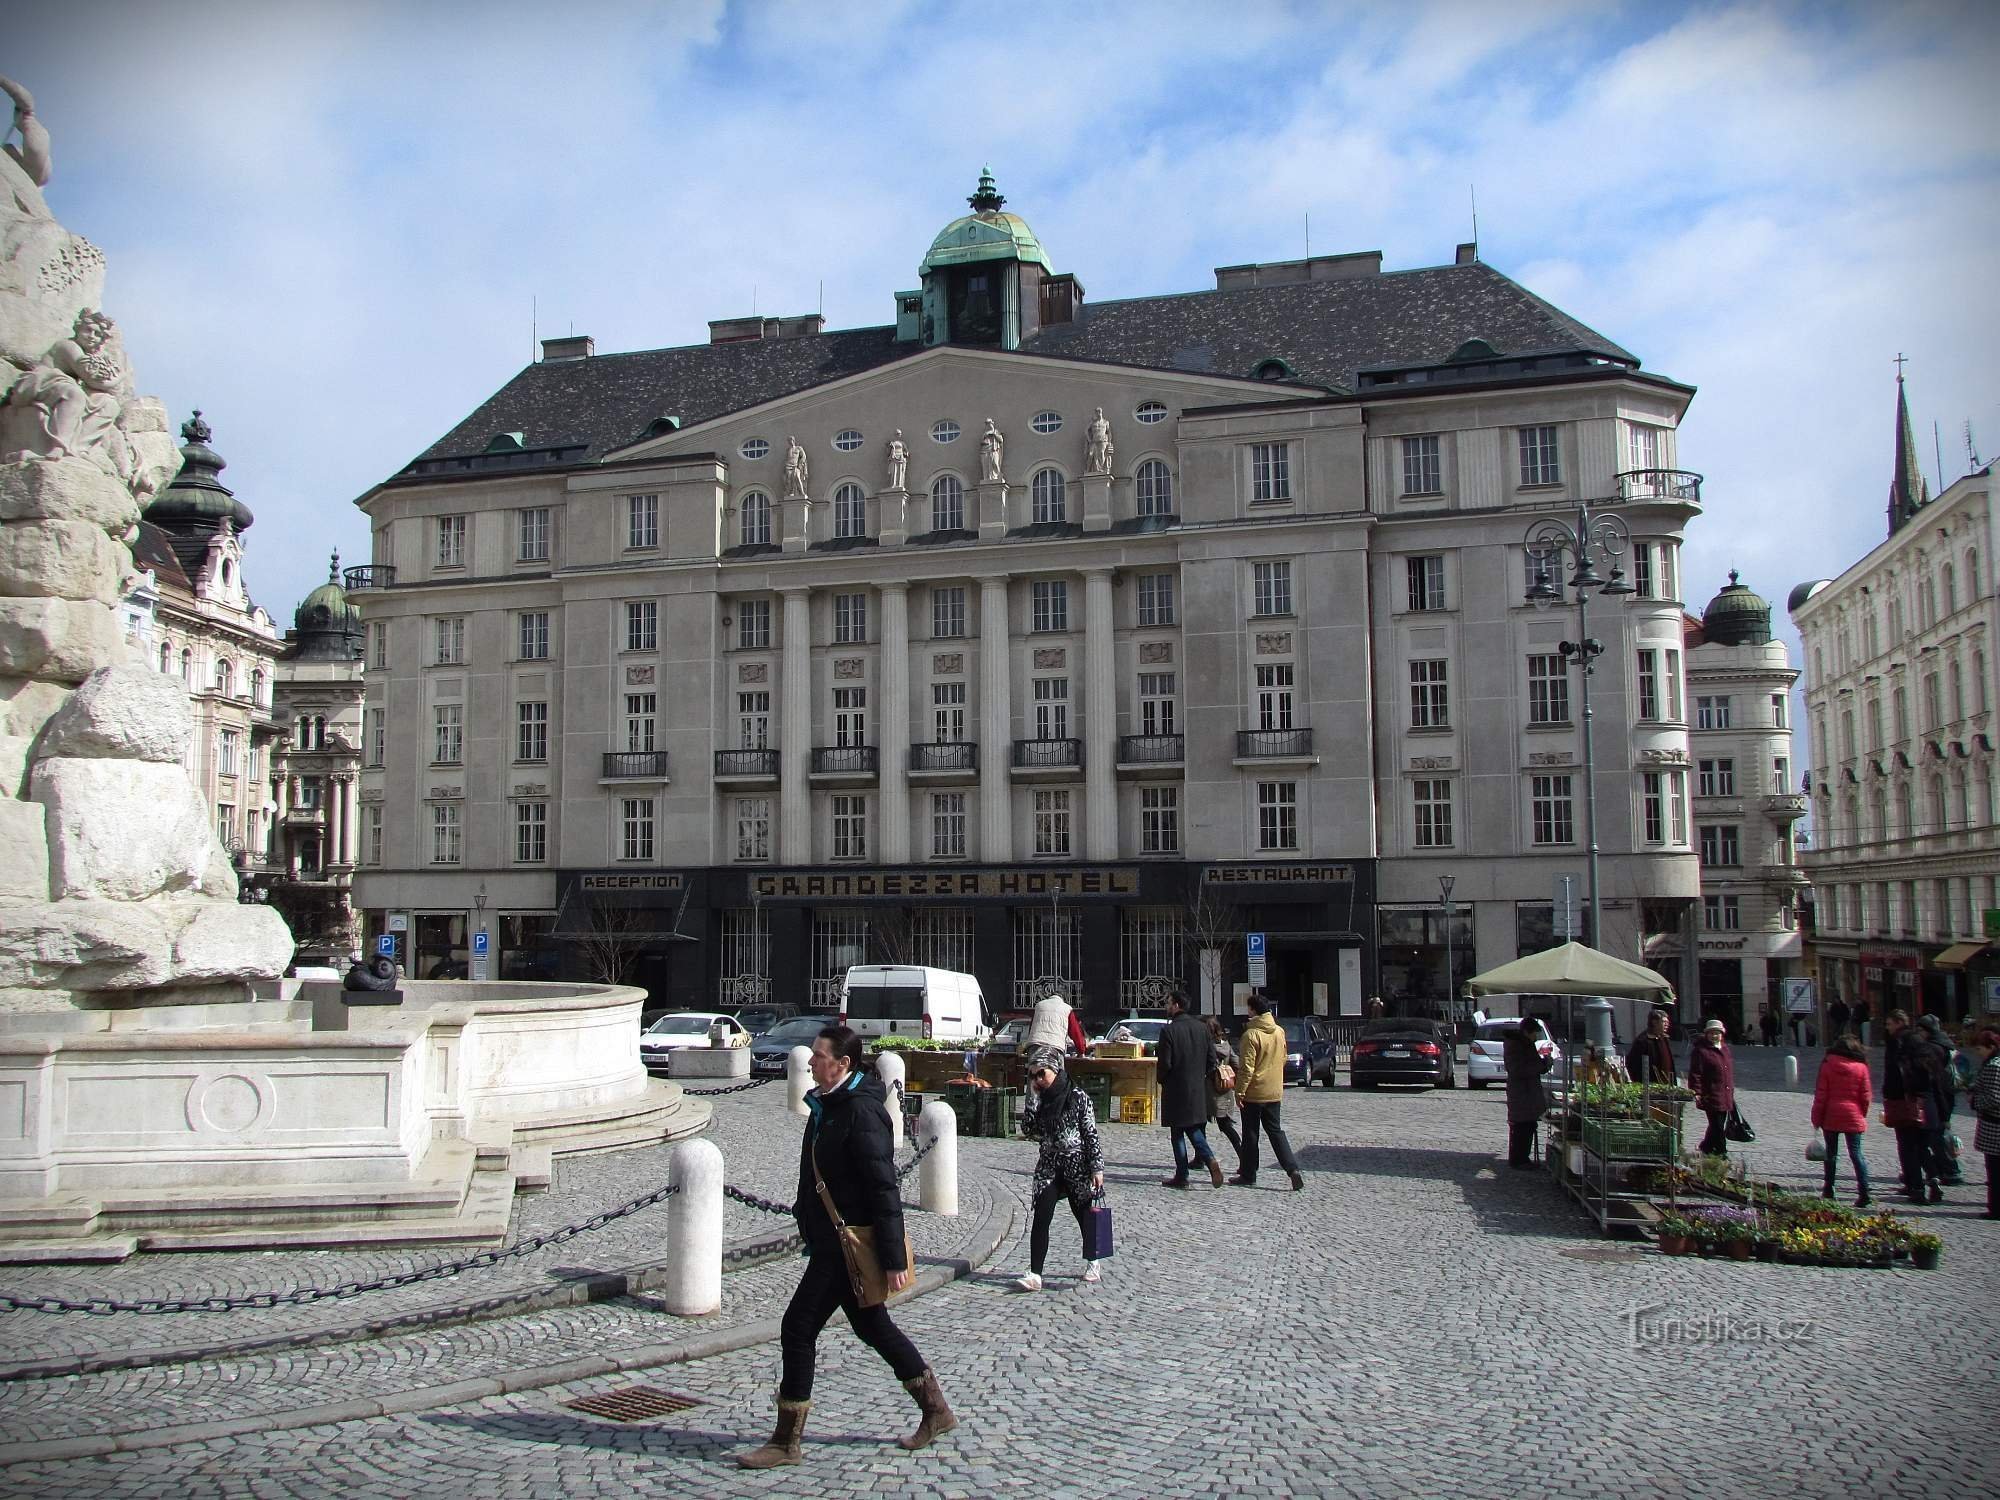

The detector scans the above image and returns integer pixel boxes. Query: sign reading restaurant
[750,866,1141,900]
[1200,863,1356,885]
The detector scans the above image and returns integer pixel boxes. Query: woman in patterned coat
[1013,1045,1105,1291]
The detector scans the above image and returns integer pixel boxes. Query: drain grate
[1559,1246,1644,1264]
[564,1385,706,1422]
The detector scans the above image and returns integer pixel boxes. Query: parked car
[1089,1016,1171,1053]
[1349,1017,1455,1089]
[839,964,991,1043]
[1278,1014,1332,1086]
[733,1003,801,1038]
[1465,1017,1564,1088]
[1304,1019,1344,1087]
[985,1014,1034,1054]
[639,1011,748,1071]
[749,1015,828,1075]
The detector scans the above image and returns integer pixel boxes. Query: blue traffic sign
[375,933,397,957]
[1246,932,1266,959]
[471,931,489,954]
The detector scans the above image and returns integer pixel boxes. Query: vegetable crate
[1580,1117,1678,1160]
[1077,1073,1113,1124]
[1110,1093,1155,1125]
[986,1086,1025,1138]
[942,1082,990,1138]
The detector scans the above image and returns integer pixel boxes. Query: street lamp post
[1524,504,1637,951]
[1438,874,1457,1026]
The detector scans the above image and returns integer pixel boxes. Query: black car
[1349,1017,1455,1089]
[734,1003,802,1038]
[749,1015,827,1075]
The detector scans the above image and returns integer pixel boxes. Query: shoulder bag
[1723,1104,1756,1143]
[810,1141,913,1309]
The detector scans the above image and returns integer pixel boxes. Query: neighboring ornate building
[261,555,367,966]
[1679,573,1805,1033]
[1792,373,1999,1025]
[132,412,284,867]
[350,172,1707,1018]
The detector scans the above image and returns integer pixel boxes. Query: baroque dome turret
[1701,570,1772,646]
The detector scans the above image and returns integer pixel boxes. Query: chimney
[1455,242,1478,265]
[540,335,594,361]
[1214,251,1383,291]
[709,314,828,345]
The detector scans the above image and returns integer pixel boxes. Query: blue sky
[11,0,1999,654]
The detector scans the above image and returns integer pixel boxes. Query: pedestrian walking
[1908,1014,1958,1202]
[1760,1006,1781,1048]
[1013,1045,1105,1291]
[1232,993,1305,1190]
[1828,998,1851,1040]
[1688,1018,1736,1158]
[1966,1026,2000,1220]
[1852,997,1872,1047]
[1625,1009,1678,1086]
[1156,989,1224,1188]
[739,1025,953,1469]
[1204,1016,1246,1170]
[1881,1008,1929,1203]
[1810,1032,1872,1208]
[1502,1023,1553,1168]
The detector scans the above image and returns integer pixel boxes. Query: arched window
[180,649,192,682]
[1930,775,1947,832]
[1976,650,1989,714]
[1030,468,1066,525]
[1895,782,1912,837]
[1135,459,1173,517]
[1949,660,1964,722]
[313,716,327,749]
[930,473,964,533]
[1966,547,1981,601]
[1954,771,1971,829]
[297,715,310,745]
[1942,562,1957,616]
[832,482,866,540]
[1871,789,1888,840]
[251,669,264,706]
[216,659,234,697]
[740,491,771,547]
[158,641,172,674]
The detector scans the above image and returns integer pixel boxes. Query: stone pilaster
[780,588,812,863]
[1084,568,1118,858]
[979,576,1012,860]
[879,583,910,863]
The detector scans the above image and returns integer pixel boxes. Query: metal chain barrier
[678,1076,779,1097]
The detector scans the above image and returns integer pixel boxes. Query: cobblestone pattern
[4,1050,1995,1498]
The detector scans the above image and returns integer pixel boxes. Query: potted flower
[1687,1204,1759,1258]
[1907,1231,1943,1271]
[1655,1213,1694,1256]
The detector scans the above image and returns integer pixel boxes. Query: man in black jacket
[1156,990,1224,1188]
[1882,1009,1929,1204]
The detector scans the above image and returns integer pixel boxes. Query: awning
[1932,942,1988,969]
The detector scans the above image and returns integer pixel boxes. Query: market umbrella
[1463,941,1674,1003]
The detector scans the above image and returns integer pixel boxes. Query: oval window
[931,419,961,444]
[1134,400,1168,425]
[1031,410,1063,434]
[740,437,770,460]
[833,429,864,452]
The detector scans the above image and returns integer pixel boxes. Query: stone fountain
[0,79,705,1261]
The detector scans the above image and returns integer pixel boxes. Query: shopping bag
[1723,1104,1756,1143]
[1805,1138,1826,1162]
[1083,1193,1114,1260]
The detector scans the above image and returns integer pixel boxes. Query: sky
[11,0,1999,664]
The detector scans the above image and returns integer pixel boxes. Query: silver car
[1466,1018,1563,1088]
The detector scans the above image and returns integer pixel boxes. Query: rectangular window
[1636,649,1660,720]
[1696,695,1733,730]
[931,792,966,859]
[931,585,966,638]
[1771,692,1788,729]
[372,621,389,669]
[1255,663,1295,731]
[1664,647,1683,721]
[1528,654,1570,724]
[621,798,655,862]
[515,801,547,863]
[1401,434,1441,495]
[1413,779,1453,848]
[833,686,867,747]
[1697,758,1736,797]
[1031,579,1069,633]
[1517,426,1560,486]
[1703,894,1741,932]
[435,515,466,567]
[1409,659,1449,729]
[833,592,867,644]
[433,616,465,665]
[1699,825,1741,866]
[1140,785,1180,854]
[433,704,462,764]
[625,600,657,652]
[1633,542,1655,599]
[831,794,868,860]
[1406,555,1446,612]
[430,802,461,864]
[932,681,967,743]
[1531,774,1575,845]
[734,797,771,862]
[1033,788,1073,857]
[366,708,385,767]
[515,701,548,762]
[1669,769,1687,843]
[1135,572,1175,627]
[1033,677,1069,739]
[737,598,771,650]
[1138,672,1176,736]
[216,804,236,848]
[1773,756,1790,794]
[624,693,656,753]
[1252,560,1292,617]
[1642,771,1665,843]
[1628,421,1662,473]
[218,728,240,776]
[626,493,659,550]
[517,507,550,563]
[517,611,550,661]
[738,690,770,749]
[364,804,383,866]
[1250,442,1291,502]
[1256,782,1299,851]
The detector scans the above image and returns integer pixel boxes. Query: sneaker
[1013,1272,1042,1292]
[1081,1261,1101,1284]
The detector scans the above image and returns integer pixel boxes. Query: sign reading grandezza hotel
[750,866,1141,900]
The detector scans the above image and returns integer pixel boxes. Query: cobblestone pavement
[3,1048,1996,1498]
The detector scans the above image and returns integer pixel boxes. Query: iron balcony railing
[1614,469,1703,503]
[1012,737,1082,769]
[714,748,779,778]
[342,564,398,590]
[602,750,671,779]
[1118,733,1185,764]
[811,745,879,775]
[909,741,978,773]
[1236,728,1314,758]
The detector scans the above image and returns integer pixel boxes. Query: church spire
[1887,356,1929,536]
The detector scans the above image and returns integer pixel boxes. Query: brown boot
[737,1396,808,1468]
[897,1367,957,1451]
[1207,1158,1226,1188]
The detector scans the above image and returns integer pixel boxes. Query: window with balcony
[932,585,966,638]
[1136,572,1175,627]
[1033,677,1069,739]
[834,686,867,748]
[625,600,657,652]
[1400,434,1441,496]
[1249,443,1291,502]
[833,592,867,644]
[1033,788,1073,857]
[1627,421,1662,473]
[738,690,769,749]
[735,797,772,861]
[627,492,659,550]
[1531,774,1574,845]
[435,515,466,568]
[1256,782,1299,850]
[737,598,771,650]
[1528,654,1569,724]
[1252,560,1292,617]
[621,798,655,861]
[516,701,548,762]
[931,792,966,859]
[1696,695,1733,730]
[831,794,868,860]
[740,491,772,547]
[434,616,466,665]
[1031,468,1067,525]
[1140,785,1180,854]
[1703,894,1741,932]
[621,693,657,754]
[430,803,461,864]
[1517,426,1560,486]
[1413,778,1453,848]
[515,801,547,863]
[517,611,550,661]
[1406,555,1446,611]
[1255,663,1295,731]
[933,680,966,742]
[1409,659,1449,729]
[518,507,550,562]
[433,704,462,764]
[833,482,867,540]
[1697,758,1735,797]
[930,474,964,533]
[1139,672,1176,736]
[1135,459,1173,517]
[1031,579,1069,633]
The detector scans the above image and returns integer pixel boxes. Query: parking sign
[375,933,396,958]
[1246,932,1267,988]
[471,931,489,955]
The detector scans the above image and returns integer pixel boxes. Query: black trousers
[1893,1124,1926,1195]
[1699,1109,1728,1157]
[779,1249,927,1401]
[1987,1153,2000,1216]
[1239,1099,1300,1181]
[1029,1179,1094,1273]
[1508,1119,1538,1166]
[1210,1112,1245,1165]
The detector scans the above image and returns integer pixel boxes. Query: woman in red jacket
[1810,1031,1873,1208]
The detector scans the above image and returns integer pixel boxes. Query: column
[781,588,813,864]
[342,774,360,865]
[879,582,911,864]
[979,576,1012,860]
[331,776,347,865]
[1083,567,1118,859]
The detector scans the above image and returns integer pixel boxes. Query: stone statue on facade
[0,307,138,486]
[885,429,907,491]
[782,435,808,500]
[1,77,50,190]
[1085,406,1113,476]
[979,419,1005,484]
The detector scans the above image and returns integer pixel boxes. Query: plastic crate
[942,1082,989,1137]
[1110,1093,1155,1125]
[1580,1117,1677,1160]
[986,1087,1024,1138]
[1077,1074,1113,1123]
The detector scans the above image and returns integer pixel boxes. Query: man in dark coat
[1907,1014,1958,1202]
[1155,989,1223,1188]
[1881,1008,1926,1202]
[1502,1023,1554,1169]
[1625,1009,1678,1086]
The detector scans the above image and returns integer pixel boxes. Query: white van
[838,965,991,1044]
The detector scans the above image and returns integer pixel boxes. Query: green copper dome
[918,168,1052,277]
[292,551,364,660]
[1701,571,1772,646]
[144,410,255,533]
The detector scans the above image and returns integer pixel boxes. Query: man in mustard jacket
[1233,992,1306,1190]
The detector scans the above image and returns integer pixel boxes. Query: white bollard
[917,1099,958,1217]
[1784,1053,1799,1089]
[663,1137,722,1316]
[787,1045,814,1115]
[875,1051,907,1149]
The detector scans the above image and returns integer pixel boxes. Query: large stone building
[350,173,1705,1021]
[1680,574,1805,1032]
[1792,375,1999,1025]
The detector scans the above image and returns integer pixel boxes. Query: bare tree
[556,885,689,988]
[1181,878,1246,1015]
[865,905,920,967]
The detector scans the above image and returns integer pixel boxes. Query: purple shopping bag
[1083,1194,1114,1260]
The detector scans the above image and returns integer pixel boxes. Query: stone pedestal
[878,486,908,547]
[782,494,810,553]
[978,479,1009,540]
[670,1043,752,1079]
[1080,472,1114,532]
